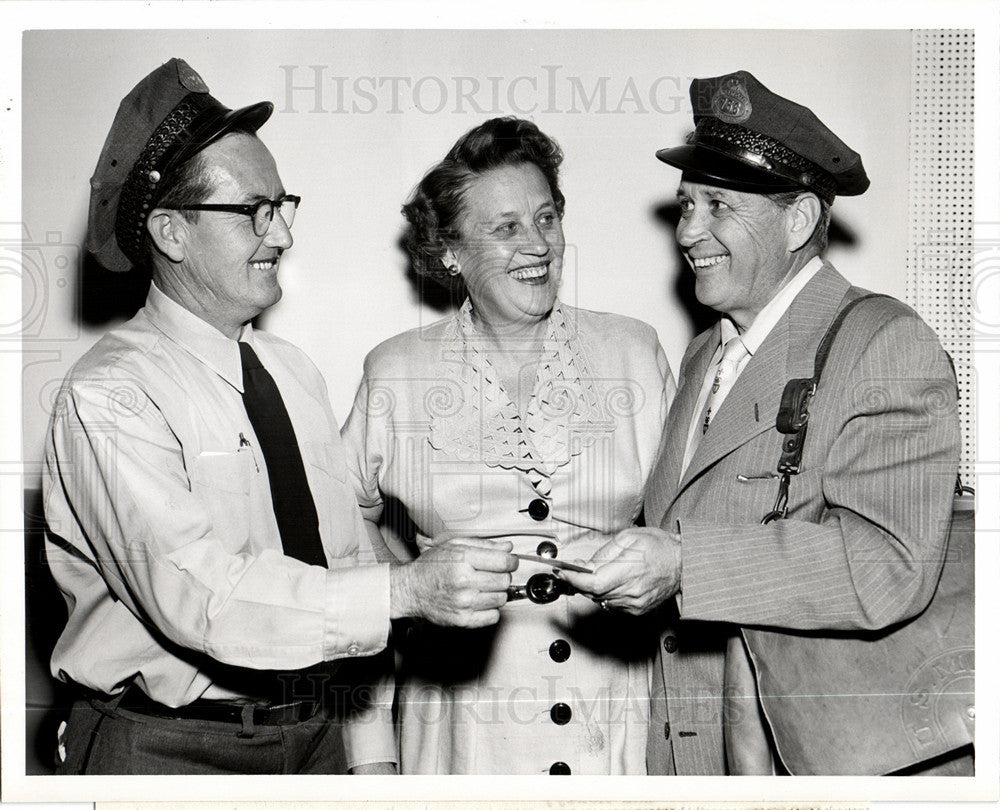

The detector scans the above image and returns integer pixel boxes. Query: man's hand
[389,538,517,627]
[557,527,682,615]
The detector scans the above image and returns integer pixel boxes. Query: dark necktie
[238,341,327,568]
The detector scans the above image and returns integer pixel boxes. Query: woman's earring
[446,263,461,277]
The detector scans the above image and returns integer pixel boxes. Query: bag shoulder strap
[763,293,892,523]
[812,293,892,384]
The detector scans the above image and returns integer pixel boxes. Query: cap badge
[711,76,752,124]
[176,59,209,94]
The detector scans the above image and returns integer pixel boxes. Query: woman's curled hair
[401,117,565,285]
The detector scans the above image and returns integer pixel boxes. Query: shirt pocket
[190,450,255,494]
[189,451,255,549]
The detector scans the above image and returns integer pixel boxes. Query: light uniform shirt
[43,283,390,710]
[680,256,824,479]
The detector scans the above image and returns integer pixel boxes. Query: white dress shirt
[44,283,390,710]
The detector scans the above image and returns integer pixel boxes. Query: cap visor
[655,143,803,194]
[167,100,274,172]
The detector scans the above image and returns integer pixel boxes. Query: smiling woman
[339,117,677,775]
[446,162,565,338]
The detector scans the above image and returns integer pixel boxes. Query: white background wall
[20,29,913,480]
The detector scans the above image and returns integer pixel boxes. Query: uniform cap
[87,58,273,272]
[656,70,869,203]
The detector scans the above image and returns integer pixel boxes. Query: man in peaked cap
[560,71,970,775]
[43,58,516,775]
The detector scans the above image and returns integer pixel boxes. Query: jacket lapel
[662,262,853,520]
[679,325,789,491]
[644,325,718,527]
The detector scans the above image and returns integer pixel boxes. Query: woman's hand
[557,527,682,615]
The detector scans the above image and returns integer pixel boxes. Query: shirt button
[663,721,671,739]
[663,635,678,654]
[549,639,571,663]
[536,540,558,559]
[347,643,361,656]
[528,498,550,521]
[550,702,572,725]
[549,761,571,775]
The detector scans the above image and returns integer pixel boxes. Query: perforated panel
[906,30,975,482]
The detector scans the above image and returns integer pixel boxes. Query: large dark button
[549,639,571,663]
[528,498,550,521]
[536,540,558,558]
[549,761,571,775]
[550,702,572,725]
[663,634,678,654]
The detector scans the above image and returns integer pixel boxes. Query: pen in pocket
[238,432,259,472]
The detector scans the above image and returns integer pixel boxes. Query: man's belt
[113,685,319,727]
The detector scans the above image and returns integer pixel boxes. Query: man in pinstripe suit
[561,72,968,775]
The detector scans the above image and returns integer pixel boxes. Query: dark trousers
[56,695,346,775]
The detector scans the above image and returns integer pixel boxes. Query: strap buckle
[762,378,814,523]
[761,472,791,525]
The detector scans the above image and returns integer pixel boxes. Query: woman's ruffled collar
[428,299,611,490]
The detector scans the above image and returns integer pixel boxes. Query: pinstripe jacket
[644,263,961,775]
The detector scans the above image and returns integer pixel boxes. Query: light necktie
[702,336,749,434]
[239,341,327,568]
[680,335,750,478]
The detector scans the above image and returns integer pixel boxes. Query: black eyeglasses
[172,195,301,237]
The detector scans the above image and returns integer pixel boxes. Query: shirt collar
[144,283,253,392]
[722,255,824,357]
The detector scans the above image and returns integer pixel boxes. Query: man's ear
[787,192,822,253]
[146,208,187,263]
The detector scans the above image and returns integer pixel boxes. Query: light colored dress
[341,300,673,774]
